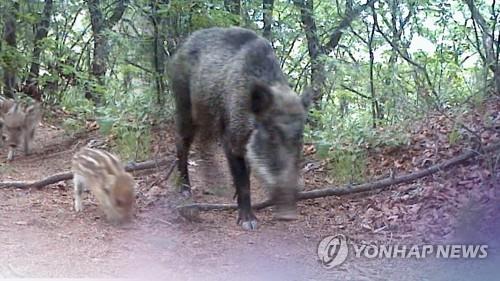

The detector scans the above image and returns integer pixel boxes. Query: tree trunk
[383,0,413,117]
[26,0,53,101]
[87,0,106,85]
[151,0,168,104]
[293,0,326,103]
[2,2,19,98]
[262,0,274,41]
[464,0,500,94]
[86,0,127,102]
[293,0,379,105]
[368,12,378,128]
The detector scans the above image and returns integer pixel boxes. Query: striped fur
[0,97,15,147]
[72,147,135,223]
[0,96,15,114]
[0,97,42,160]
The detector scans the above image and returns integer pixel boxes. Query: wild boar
[169,27,310,230]
[72,147,136,224]
[0,98,41,161]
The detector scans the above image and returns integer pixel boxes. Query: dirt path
[0,124,331,279]
[0,121,499,280]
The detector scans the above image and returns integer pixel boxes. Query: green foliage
[448,127,461,145]
[0,0,497,172]
[327,147,367,184]
[0,45,28,71]
[111,120,152,161]
[190,2,240,28]
[305,99,411,183]
[62,117,85,136]
[90,78,168,161]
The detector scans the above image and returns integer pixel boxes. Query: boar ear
[301,87,313,109]
[24,103,41,124]
[7,103,18,114]
[250,81,273,114]
[26,103,40,114]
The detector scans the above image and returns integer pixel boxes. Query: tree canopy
[0,0,498,166]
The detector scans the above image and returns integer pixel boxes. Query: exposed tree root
[0,158,176,189]
[177,142,500,212]
[2,142,499,215]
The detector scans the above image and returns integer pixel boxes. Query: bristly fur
[72,147,135,224]
[0,97,42,160]
[0,97,12,146]
[169,27,310,228]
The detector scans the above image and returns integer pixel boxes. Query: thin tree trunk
[464,0,500,94]
[293,0,326,103]
[368,13,378,128]
[151,0,168,104]
[262,0,274,41]
[2,2,19,98]
[293,0,378,104]
[26,0,53,101]
[87,0,106,102]
[384,0,413,117]
[86,0,127,103]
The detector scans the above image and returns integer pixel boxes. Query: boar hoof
[180,187,192,198]
[241,220,258,230]
[238,211,258,230]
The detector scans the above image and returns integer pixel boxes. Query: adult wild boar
[169,27,310,230]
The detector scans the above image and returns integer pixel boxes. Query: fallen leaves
[294,96,500,244]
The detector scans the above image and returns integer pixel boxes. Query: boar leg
[176,133,194,197]
[7,147,14,161]
[0,124,4,147]
[224,148,257,230]
[23,129,35,155]
[174,84,195,198]
[73,175,84,212]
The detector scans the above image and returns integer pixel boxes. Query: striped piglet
[72,147,136,223]
[0,97,42,160]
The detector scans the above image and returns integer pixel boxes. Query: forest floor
[0,96,499,280]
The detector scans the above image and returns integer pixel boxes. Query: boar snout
[270,179,299,221]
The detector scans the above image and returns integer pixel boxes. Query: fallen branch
[0,158,176,189]
[178,142,500,212]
